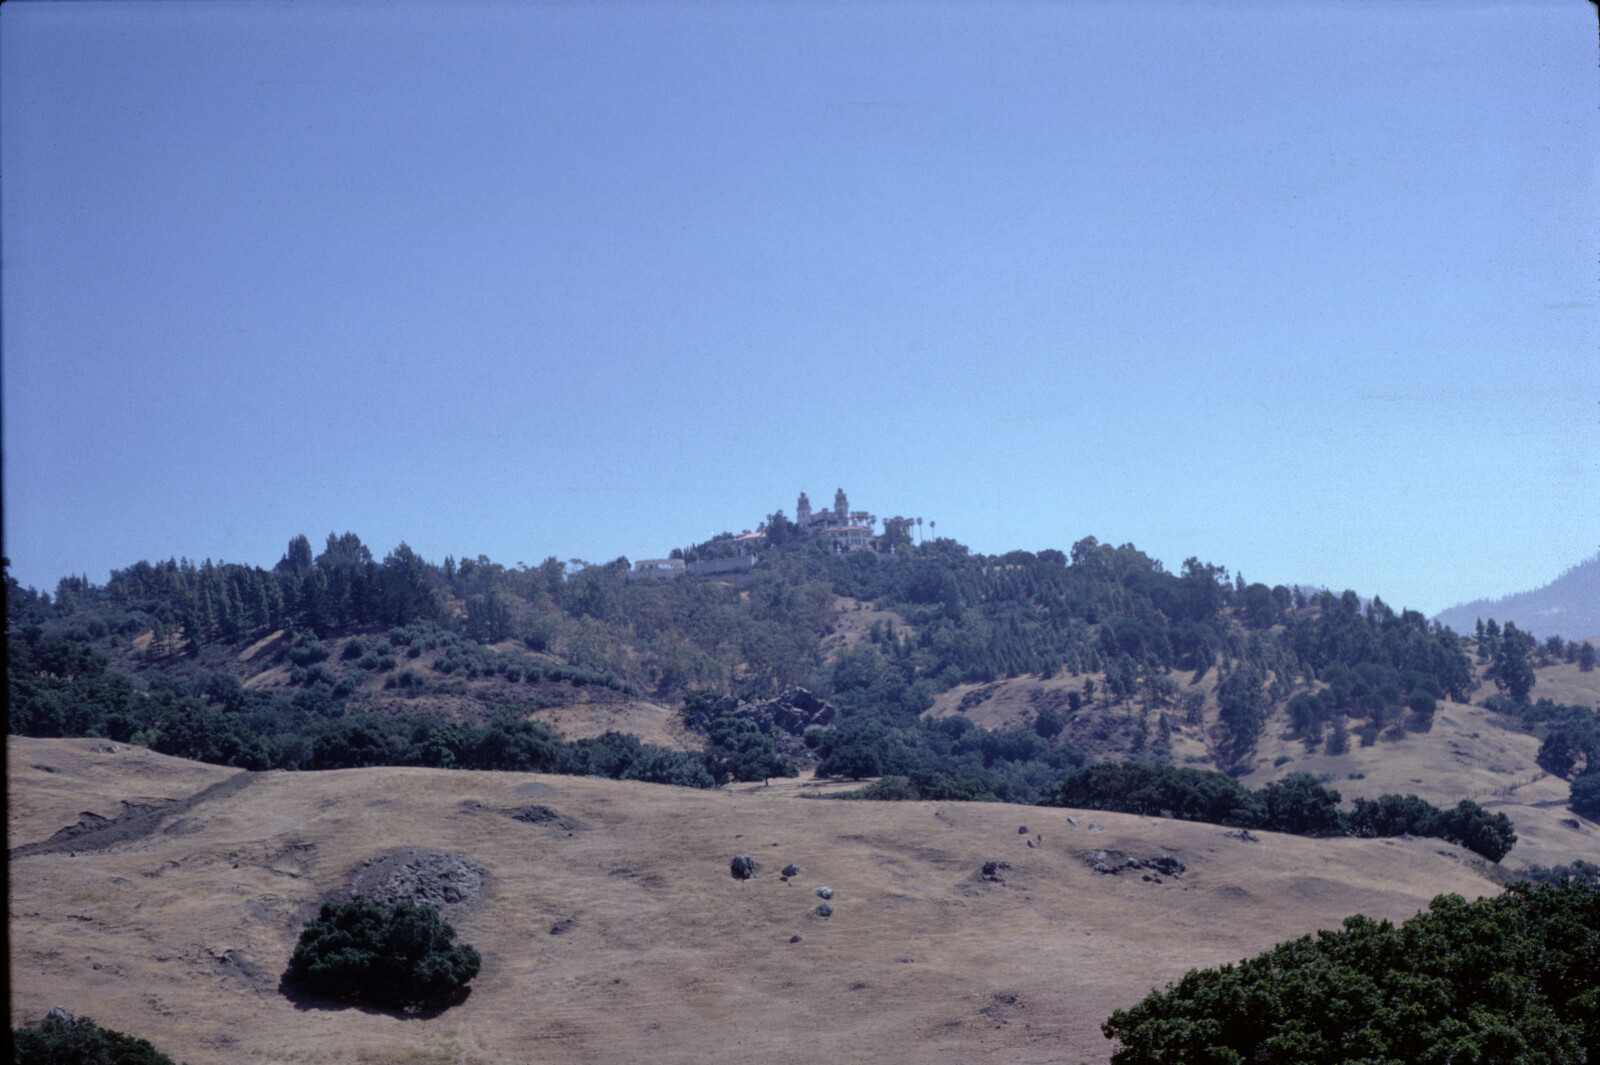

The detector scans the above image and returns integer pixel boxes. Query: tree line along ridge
[6,526,1597,834]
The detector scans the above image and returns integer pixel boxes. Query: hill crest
[10,737,1512,1065]
[1435,553,1600,642]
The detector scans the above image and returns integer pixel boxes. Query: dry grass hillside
[927,656,1600,876]
[927,672,1220,765]
[818,597,916,661]
[12,736,1511,1065]
[221,628,698,751]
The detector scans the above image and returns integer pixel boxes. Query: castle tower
[834,487,848,524]
[796,491,812,527]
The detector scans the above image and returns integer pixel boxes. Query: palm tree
[916,517,923,545]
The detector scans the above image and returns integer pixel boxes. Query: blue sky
[3,0,1595,618]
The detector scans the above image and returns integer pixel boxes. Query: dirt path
[9,771,255,859]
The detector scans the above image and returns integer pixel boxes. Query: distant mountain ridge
[1434,554,1600,642]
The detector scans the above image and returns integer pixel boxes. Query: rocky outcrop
[682,688,838,763]
[1079,850,1186,881]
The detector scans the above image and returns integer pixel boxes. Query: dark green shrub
[1435,799,1518,863]
[1525,858,1600,888]
[1040,762,1262,826]
[386,667,426,691]
[288,895,481,1008]
[1034,704,1064,739]
[1346,793,1439,838]
[1101,881,1600,1065]
[289,639,329,667]
[1258,773,1342,835]
[700,712,797,783]
[10,1013,179,1065]
[1571,770,1600,821]
[1406,691,1436,728]
[1538,728,1586,778]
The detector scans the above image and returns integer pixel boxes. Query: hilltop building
[623,555,757,582]
[616,486,902,581]
[793,488,878,553]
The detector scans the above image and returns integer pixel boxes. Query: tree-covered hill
[7,525,1597,831]
[1435,552,1600,643]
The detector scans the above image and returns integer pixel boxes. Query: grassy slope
[136,625,701,751]
[927,651,1600,876]
[12,736,1513,1065]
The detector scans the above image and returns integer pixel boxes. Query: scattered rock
[816,903,834,917]
[550,919,576,935]
[816,886,834,899]
[1087,824,1104,832]
[1026,840,1037,848]
[790,934,802,943]
[348,849,488,913]
[1017,826,1029,834]
[1223,829,1260,843]
[462,801,586,832]
[980,860,1011,883]
[781,863,800,877]
[730,854,759,879]
[1066,816,1079,826]
[1143,854,1185,878]
[981,991,1025,1025]
[1080,850,1185,879]
[46,1006,76,1024]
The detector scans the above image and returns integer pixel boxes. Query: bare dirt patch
[10,771,254,859]
[460,800,585,832]
[236,629,287,662]
[818,597,915,662]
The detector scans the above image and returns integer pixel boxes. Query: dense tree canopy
[10,1014,180,1065]
[1038,763,1516,861]
[289,896,481,1008]
[1,526,1556,827]
[1101,881,1600,1065]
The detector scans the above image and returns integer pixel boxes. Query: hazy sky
[3,1,1595,617]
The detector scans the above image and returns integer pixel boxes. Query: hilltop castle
[794,488,875,552]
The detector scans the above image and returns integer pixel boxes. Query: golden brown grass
[10,736,1517,1065]
[818,597,916,663]
[925,655,1600,876]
